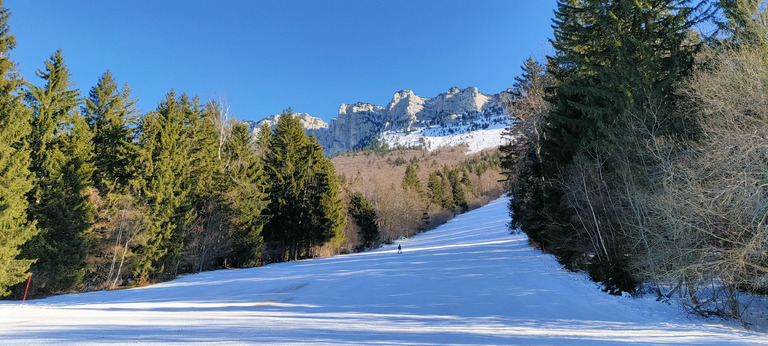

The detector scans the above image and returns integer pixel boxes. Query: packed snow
[2,197,767,345]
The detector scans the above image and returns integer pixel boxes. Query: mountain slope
[2,197,766,344]
[246,87,512,156]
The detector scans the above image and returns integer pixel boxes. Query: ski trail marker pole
[22,272,32,305]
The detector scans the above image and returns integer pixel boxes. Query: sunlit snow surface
[2,197,767,345]
[380,122,508,154]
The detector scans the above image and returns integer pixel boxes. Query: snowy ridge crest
[245,87,513,156]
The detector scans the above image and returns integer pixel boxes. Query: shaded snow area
[2,197,767,345]
[379,122,509,154]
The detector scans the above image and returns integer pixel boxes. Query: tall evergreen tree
[349,192,378,251]
[226,122,269,267]
[502,57,552,245]
[402,163,423,196]
[545,0,699,162]
[22,49,95,295]
[446,167,468,212]
[427,171,445,209]
[262,110,345,261]
[183,101,234,273]
[0,2,38,297]
[83,70,137,193]
[134,91,194,283]
[308,135,346,250]
[516,0,705,293]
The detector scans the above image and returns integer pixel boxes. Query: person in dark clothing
[397,244,402,254]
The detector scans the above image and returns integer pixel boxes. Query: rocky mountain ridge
[245,87,512,156]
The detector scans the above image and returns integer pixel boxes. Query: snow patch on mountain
[380,122,509,154]
[244,87,514,156]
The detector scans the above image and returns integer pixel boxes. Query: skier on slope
[397,244,402,254]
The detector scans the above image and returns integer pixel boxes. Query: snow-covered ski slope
[2,197,766,345]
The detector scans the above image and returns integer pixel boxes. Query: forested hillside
[331,146,505,254]
[503,0,768,322]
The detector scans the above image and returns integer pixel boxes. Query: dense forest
[0,1,505,299]
[503,0,768,322]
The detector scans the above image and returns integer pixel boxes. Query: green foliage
[549,0,699,155]
[445,166,469,213]
[502,57,552,246]
[133,91,195,283]
[23,49,95,295]
[262,110,346,261]
[83,70,138,193]
[427,172,445,208]
[349,192,379,251]
[717,0,765,46]
[0,2,37,297]
[181,101,229,273]
[509,0,703,294]
[402,163,423,196]
[226,123,269,267]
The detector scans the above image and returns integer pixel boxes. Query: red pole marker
[22,272,32,305]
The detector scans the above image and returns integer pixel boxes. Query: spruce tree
[427,171,445,209]
[262,110,345,261]
[83,70,137,193]
[349,192,378,251]
[545,0,699,162]
[0,2,37,297]
[226,123,269,267]
[446,167,468,212]
[402,163,423,196]
[309,135,346,250]
[81,71,140,289]
[134,91,194,283]
[526,0,703,293]
[184,101,231,272]
[262,110,308,260]
[501,57,552,246]
[23,49,94,294]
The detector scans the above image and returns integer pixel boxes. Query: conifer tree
[184,101,232,272]
[81,71,140,289]
[501,57,552,247]
[262,110,345,261]
[83,70,137,193]
[134,91,194,283]
[23,49,95,294]
[545,0,699,161]
[427,171,445,209]
[309,135,346,250]
[226,123,269,267]
[446,167,468,212]
[402,163,423,196]
[518,0,705,293]
[349,192,378,251]
[0,2,38,297]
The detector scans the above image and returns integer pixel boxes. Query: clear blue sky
[6,1,556,122]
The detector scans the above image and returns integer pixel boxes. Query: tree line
[503,0,768,322]
[0,1,345,298]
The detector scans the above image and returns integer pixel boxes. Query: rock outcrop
[245,87,512,156]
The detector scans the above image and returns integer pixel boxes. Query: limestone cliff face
[244,87,511,156]
[314,102,386,155]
